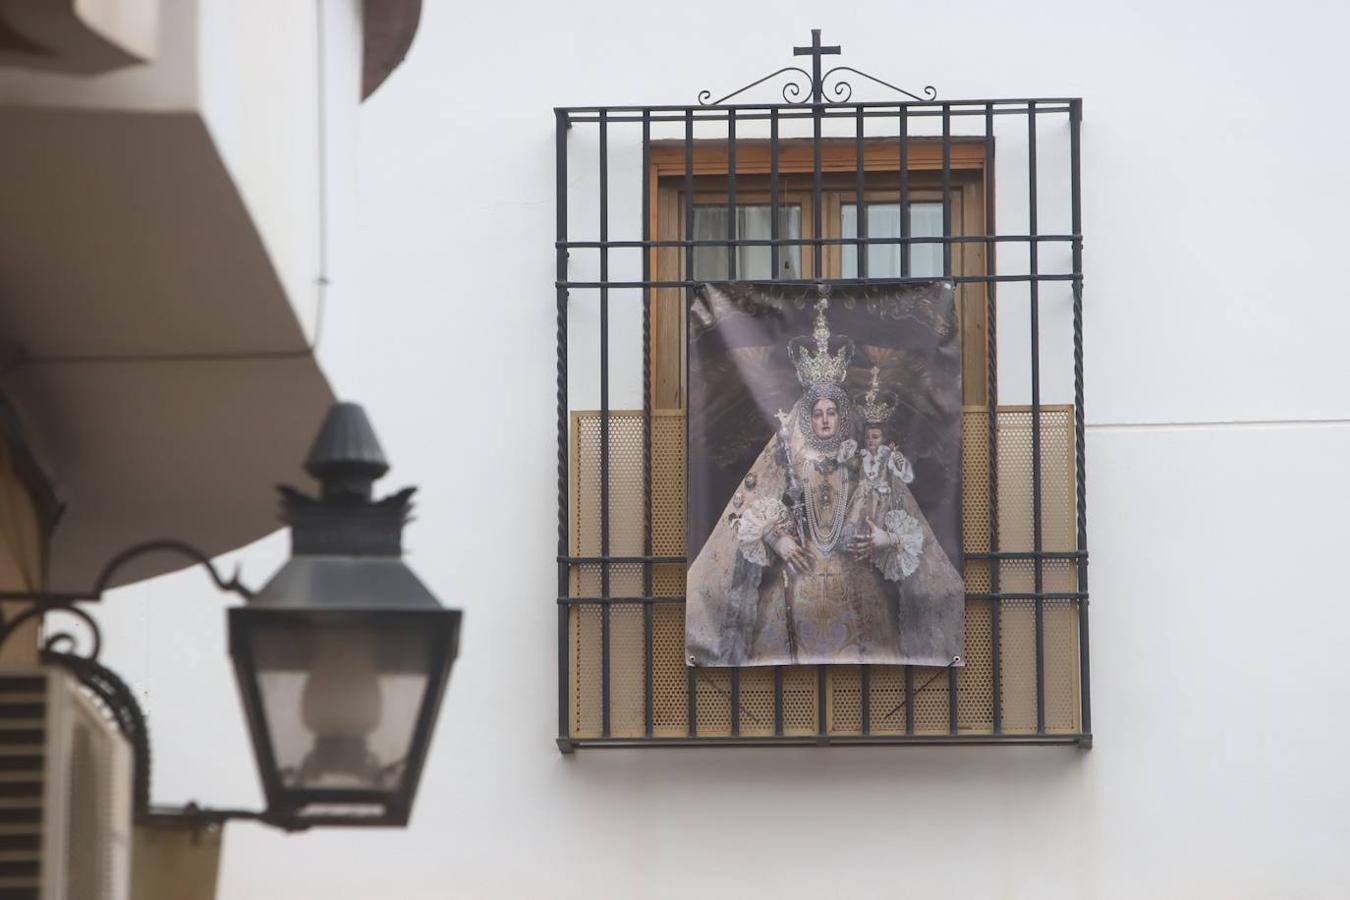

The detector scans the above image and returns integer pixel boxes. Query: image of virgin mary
[685,297,965,668]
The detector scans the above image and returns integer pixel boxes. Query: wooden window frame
[648,138,990,411]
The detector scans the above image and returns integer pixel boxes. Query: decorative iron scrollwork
[820,66,938,104]
[0,539,270,828]
[0,538,254,662]
[43,650,153,818]
[698,66,813,107]
[697,29,937,106]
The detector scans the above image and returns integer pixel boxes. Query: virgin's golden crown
[789,298,853,386]
[857,366,899,425]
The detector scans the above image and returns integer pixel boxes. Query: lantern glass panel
[247,620,433,792]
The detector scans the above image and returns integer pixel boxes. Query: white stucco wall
[0,0,195,109]
[0,0,356,350]
[197,0,364,349]
[100,1,1350,897]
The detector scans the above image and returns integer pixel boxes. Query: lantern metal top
[305,402,389,501]
[275,402,417,561]
[247,557,444,611]
[250,402,445,611]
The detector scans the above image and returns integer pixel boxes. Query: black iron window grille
[555,31,1089,750]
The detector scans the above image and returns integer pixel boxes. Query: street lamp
[229,402,460,828]
[0,401,461,832]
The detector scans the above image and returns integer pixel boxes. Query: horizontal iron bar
[558,555,685,564]
[558,590,1087,605]
[565,109,1075,126]
[563,551,1087,565]
[556,99,1078,115]
[559,234,1080,249]
[559,274,1078,289]
[965,550,1087,560]
[559,596,685,605]
[966,592,1085,601]
[563,734,1090,749]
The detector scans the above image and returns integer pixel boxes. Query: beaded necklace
[804,466,849,555]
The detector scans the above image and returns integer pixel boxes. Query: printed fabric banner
[685,282,965,668]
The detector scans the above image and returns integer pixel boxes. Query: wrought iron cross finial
[696,29,937,106]
[793,29,841,104]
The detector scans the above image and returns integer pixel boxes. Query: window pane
[842,201,945,278]
[692,205,801,281]
[909,202,944,278]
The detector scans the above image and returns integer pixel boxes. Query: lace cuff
[876,507,924,580]
[888,451,915,484]
[735,497,788,566]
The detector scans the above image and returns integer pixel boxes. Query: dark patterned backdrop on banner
[685,282,965,668]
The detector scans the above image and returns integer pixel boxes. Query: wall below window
[94,2,1350,898]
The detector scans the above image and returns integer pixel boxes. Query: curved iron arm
[698,66,813,106]
[43,651,151,813]
[0,538,254,661]
[820,66,937,104]
[0,540,289,830]
[90,539,255,601]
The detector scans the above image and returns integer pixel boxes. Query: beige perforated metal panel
[568,406,1080,740]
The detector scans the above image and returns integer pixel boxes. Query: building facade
[5,1,1350,898]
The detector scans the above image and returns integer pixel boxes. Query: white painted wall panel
[197,0,362,350]
[0,0,193,109]
[105,422,1350,897]
[96,1,1350,897]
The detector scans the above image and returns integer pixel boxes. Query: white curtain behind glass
[693,205,801,280]
[842,202,944,278]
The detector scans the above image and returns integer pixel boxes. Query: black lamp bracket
[0,538,254,660]
[0,540,304,831]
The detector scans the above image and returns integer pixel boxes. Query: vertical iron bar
[731,669,741,736]
[1028,101,1045,735]
[727,109,737,280]
[860,665,871,735]
[812,88,824,734]
[770,109,781,279]
[1070,98,1091,739]
[855,107,867,279]
[904,665,915,734]
[643,600,654,738]
[899,107,910,278]
[774,666,784,735]
[555,109,571,746]
[985,103,1002,734]
[855,105,869,734]
[688,671,698,737]
[599,109,611,739]
[812,96,823,277]
[642,109,654,738]
[942,102,956,733]
[817,665,827,736]
[942,104,952,277]
[948,664,959,736]
[685,108,697,737]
